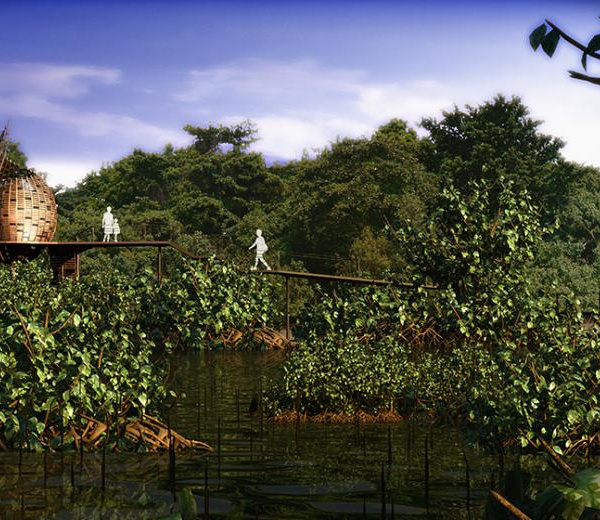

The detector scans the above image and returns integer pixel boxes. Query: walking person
[248,229,271,270]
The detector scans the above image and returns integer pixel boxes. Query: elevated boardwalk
[0,240,200,281]
[0,240,436,289]
[255,268,436,339]
[260,268,435,289]
[0,240,437,340]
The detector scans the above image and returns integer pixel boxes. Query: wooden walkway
[259,268,435,289]
[253,268,437,340]
[0,239,437,289]
[0,239,438,340]
[0,240,201,281]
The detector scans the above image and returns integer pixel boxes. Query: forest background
[7,94,600,310]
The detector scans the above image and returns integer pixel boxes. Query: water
[0,350,543,518]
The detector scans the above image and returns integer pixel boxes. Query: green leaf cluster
[270,176,600,460]
[0,256,281,451]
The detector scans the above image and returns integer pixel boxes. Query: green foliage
[346,227,394,277]
[271,176,600,461]
[54,104,600,306]
[30,101,600,465]
[184,120,257,154]
[395,177,548,342]
[272,119,436,272]
[420,95,566,214]
[530,23,548,51]
[541,29,560,58]
[157,257,282,349]
[530,164,600,309]
[464,294,600,454]
[536,469,600,519]
[0,260,169,451]
[0,255,281,450]
[56,123,282,248]
[4,140,28,168]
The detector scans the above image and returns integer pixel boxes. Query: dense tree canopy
[270,119,437,273]
[420,95,570,214]
[53,96,600,306]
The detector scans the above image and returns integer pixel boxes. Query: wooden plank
[257,268,437,289]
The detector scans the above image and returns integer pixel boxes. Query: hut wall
[0,174,58,242]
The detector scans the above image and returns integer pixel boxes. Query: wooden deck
[258,268,438,289]
[0,240,200,282]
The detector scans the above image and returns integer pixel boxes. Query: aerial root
[32,413,213,453]
[217,326,291,349]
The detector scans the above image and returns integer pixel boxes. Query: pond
[0,350,554,518]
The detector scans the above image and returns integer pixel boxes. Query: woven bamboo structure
[0,128,57,242]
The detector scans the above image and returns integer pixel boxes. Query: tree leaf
[530,23,548,50]
[541,29,561,57]
[587,33,600,54]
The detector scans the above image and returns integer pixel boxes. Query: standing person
[113,218,121,241]
[102,207,114,242]
[248,229,271,270]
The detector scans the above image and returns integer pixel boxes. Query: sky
[1,0,599,187]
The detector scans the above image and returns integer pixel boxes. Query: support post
[157,246,162,286]
[75,250,81,278]
[286,275,290,340]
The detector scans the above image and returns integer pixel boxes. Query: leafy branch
[530,19,600,85]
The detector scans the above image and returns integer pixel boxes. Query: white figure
[113,218,121,242]
[102,207,114,242]
[248,229,271,270]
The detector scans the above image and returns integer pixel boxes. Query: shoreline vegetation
[0,257,282,452]
[3,95,600,514]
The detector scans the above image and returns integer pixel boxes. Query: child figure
[248,229,271,270]
[113,218,121,241]
[102,207,113,242]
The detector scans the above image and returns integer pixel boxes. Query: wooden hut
[0,129,57,244]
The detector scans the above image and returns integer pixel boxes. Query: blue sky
[1,0,599,187]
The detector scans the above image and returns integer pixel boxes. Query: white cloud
[28,157,102,188]
[0,94,182,145]
[177,60,453,159]
[0,63,120,98]
[176,59,600,168]
[354,83,453,122]
[176,59,364,105]
[0,62,183,148]
[249,114,372,159]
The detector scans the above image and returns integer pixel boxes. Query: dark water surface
[0,351,549,518]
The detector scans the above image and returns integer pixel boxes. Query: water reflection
[0,350,526,518]
[168,351,497,518]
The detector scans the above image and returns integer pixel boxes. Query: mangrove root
[218,326,290,349]
[490,490,531,520]
[39,413,212,453]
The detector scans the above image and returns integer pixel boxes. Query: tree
[530,19,600,86]
[56,123,283,248]
[273,119,437,273]
[420,95,570,219]
[184,120,257,154]
[0,128,28,168]
[529,163,600,309]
